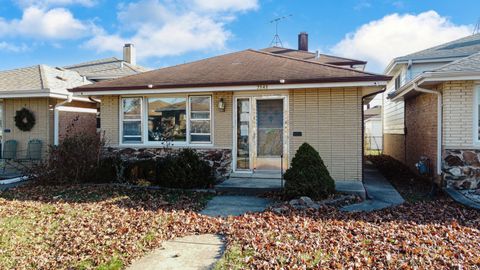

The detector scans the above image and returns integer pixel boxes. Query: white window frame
[188,96,212,144]
[473,85,480,145]
[146,96,188,145]
[120,97,143,144]
[119,94,213,147]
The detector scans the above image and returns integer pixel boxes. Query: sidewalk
[341,167,404,212]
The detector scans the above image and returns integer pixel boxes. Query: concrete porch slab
[215,178,283,195]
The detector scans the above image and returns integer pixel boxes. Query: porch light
[218,98,226,112]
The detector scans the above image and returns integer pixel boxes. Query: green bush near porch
[122,149,215,189]
[284,143,335,200]
[155,149,215,189]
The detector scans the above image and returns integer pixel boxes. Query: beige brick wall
[213,92,233,148]
[100,95,120,145]
[3,97,50,156]
[289,87,362,181]
[442,81,476,149]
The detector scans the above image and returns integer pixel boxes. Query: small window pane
[123,98,142,119]
[191,120,211,134]
[190,96,210,111]
[148,98,186,142]
[191,112,210,119]
[123,121,142,142]
[191,134,211,142]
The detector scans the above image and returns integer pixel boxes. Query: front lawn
[1,184,479,269]
[217,200,480,269]
[0,185,218,270]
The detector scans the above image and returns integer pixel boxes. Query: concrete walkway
[127,234,224,270]
[444,187,480,210]
[341,167,404,212]
[200,195,272,217]
[0,180,26,191]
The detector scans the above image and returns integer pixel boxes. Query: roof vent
[298,32,308,51]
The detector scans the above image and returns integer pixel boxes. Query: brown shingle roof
[72,49,388,92]
[261,47,367,65]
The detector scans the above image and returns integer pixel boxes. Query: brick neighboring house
[71,33,391,182]
[386,35,480,190]
[0,44,147,159]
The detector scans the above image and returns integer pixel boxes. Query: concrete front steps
[215,172,284,195]
[216,172,367,198]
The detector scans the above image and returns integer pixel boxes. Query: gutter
[412,83,443,177]
[54,93,73,146]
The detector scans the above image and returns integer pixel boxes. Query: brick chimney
[298,32,308,51]
[123,43,136,65]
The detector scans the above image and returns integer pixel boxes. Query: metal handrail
[280,153,284,189]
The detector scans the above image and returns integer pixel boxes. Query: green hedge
[122,149,215,189]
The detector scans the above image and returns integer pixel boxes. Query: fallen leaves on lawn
[219,201,480,269]
[1,184,479,269]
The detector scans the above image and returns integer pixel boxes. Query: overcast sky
[0,0,478,72]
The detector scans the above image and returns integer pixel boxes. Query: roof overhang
[71,80,389,96]
[389,71,480,101]
[0,89,92,102]
[384,56,465,75]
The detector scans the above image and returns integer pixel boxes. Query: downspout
[54,93,73,146]
[413,83,443,177]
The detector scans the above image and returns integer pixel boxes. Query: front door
[254,99,284,171]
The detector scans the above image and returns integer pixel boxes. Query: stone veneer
[444,149,480,189]
[105,147,232,180]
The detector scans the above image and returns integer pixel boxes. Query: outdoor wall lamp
[218,98,226,112]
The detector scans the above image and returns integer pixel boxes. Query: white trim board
[57,106,97,113]
[75,81,387,96]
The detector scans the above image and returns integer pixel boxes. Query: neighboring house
[71,33,391,182]
[364,106,382,152]
[65,44,149,82]
[0,44,146,159]
[385,34,480,189]
[0,65,93,157]
[383,34,480,163]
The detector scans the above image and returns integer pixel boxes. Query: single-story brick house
[0,44,146,159]
[71,34,390,182]
[387,35,480,189]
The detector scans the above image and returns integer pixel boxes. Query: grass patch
[214,243,254,270]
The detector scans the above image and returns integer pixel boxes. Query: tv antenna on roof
[474,18,480,35]
[270,14,292,47]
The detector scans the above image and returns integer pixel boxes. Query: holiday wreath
[15,108,36,131]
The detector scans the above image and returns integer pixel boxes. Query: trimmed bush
[154,148,215,189]
[284,143,335,199]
